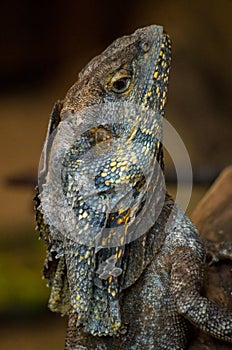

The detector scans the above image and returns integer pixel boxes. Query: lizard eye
[112,77,130,93]
[110,68,132,94]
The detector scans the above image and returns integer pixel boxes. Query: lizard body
[35,25,232,349]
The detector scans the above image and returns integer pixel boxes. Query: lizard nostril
[141,41,151,52]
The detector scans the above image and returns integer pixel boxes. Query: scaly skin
[35,25,232,349]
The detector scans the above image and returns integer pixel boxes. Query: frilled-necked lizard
[35,25,232,349]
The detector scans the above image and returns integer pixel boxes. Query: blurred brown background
[0,0,231,349]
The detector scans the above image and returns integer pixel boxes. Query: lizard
[35,25,232,349]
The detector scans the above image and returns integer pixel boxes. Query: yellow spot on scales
[84,223,89,230]
[153,71,158,79]
[118,207,126,214]
[111,322,121,331]
[131,152,137,163]
[145,147,150,155]
[84,251,91,259]
[76,294,81,301]
[78,255,84,261]
[111,290,117,297]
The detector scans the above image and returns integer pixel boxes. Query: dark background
[0,0,231,348]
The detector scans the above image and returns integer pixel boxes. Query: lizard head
[63,25,171,115]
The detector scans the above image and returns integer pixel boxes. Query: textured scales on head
[63,25,171,114]
[36,25,172,336]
